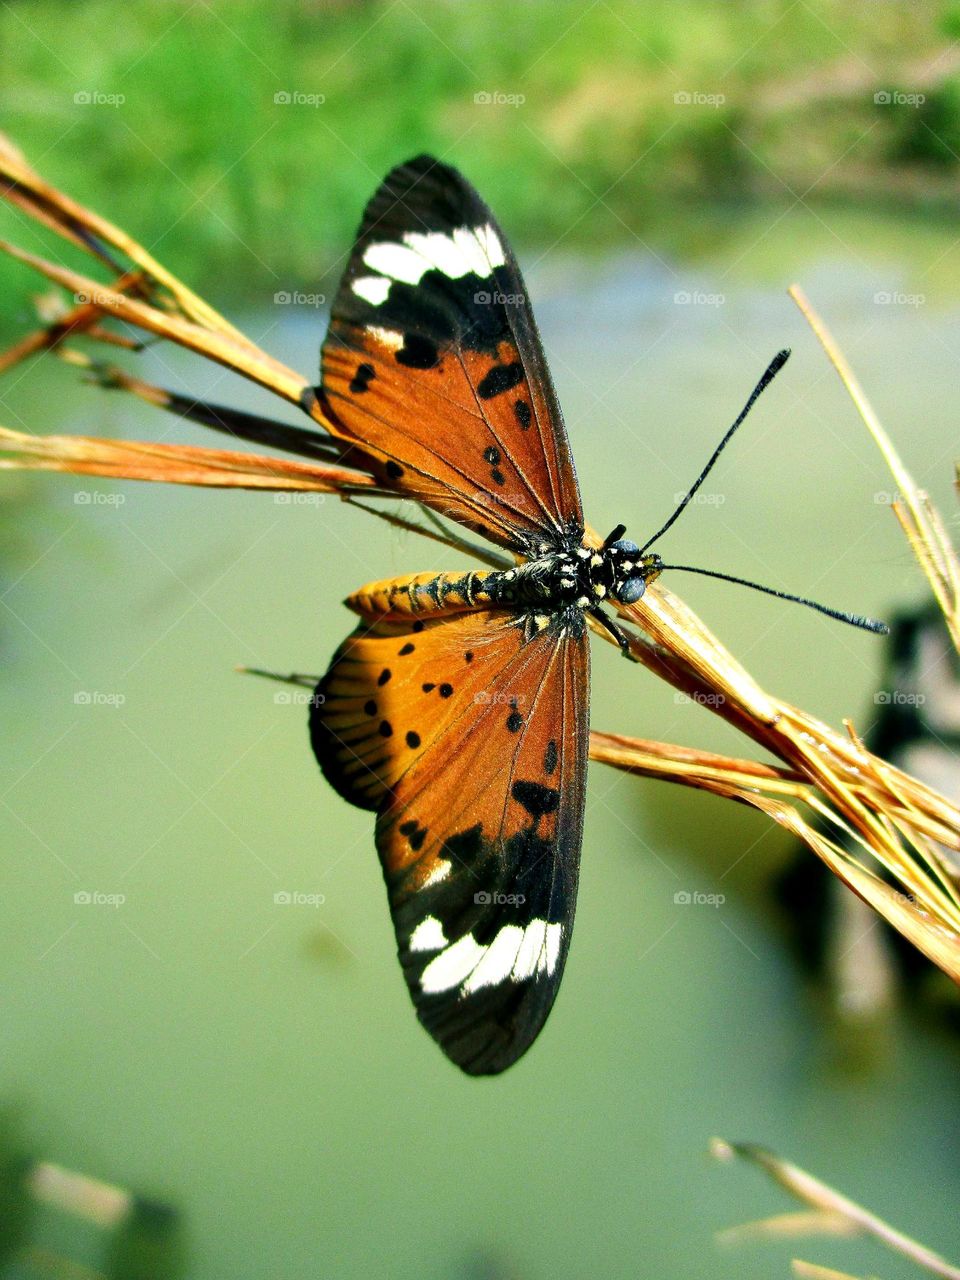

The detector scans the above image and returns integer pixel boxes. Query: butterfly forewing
[311,597,589,1074]
[320,155,583,553]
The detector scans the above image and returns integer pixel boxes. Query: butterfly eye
[616,576,645,604]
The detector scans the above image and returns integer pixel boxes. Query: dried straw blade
[711,1138,960,1280]
[789,283,960,651]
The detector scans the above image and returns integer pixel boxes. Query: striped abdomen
[347,571,495,620]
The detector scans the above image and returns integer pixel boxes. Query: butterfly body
[347,537,659,627]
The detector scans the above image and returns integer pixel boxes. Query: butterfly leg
[418,506,513,570]
[344,498,512,571]
[238,667,322,687]
[589,608,640,662]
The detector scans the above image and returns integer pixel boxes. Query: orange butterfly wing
[311,597,589,1075]
[318,155,583,554]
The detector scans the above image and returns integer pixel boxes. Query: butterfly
[303,155,665,1076]
[305,155,883,1076]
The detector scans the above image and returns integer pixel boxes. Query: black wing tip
[388,153,461,184]
[355,155,484,245]
[419,994,555,1077]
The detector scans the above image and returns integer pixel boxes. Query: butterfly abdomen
[347,571,495,619]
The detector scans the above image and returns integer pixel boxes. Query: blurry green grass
[2,0,960,318]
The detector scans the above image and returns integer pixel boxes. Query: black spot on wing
[364,699,377,716]
[544,740,559,775]
[506,711,523,733]
[379,720,393,738]
[399,819,428,853]
[514,399,532,429]
[438,683,453,698]
[399,642,415,656]
[378,668,392,686]
[385,461,404,479]
[477,362,524,399]
[442,823,484,863]
[395,333,440,369]
[511,780,560,820]
[483,446,501,464]
[406,730,421,749]
[349,362,375,393]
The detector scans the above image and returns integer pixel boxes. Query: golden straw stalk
[1,131,958,986]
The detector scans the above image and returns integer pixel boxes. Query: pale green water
[2,207,960,1278]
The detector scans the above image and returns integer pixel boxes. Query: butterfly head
[604,538,662,605]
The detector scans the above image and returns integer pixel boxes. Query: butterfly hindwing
[311,592,589,1074]
[320,155,583,553]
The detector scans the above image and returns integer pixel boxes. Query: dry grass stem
[2,132,959,984]
[789,283,960,650]
[711,1138,960,1280]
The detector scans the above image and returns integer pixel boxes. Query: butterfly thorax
[487,538,662,611]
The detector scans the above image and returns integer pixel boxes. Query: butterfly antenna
[638,349,791,555]
[657,565,888,634]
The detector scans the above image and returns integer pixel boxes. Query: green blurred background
[3,2,960,1277]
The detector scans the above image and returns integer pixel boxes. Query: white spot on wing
[462,925,523,994]
[542,922,562,975]
[407,228,489,280]
[365,325,404,351]
[409,916,447,954]
[420,917,563,995]
[420,933,485,993]
[422,860,451,888]
[362,240,428,284]
[352,275,391,305]
[512,919,548,981]
[361,222,506,288]
[476,222,506,269]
